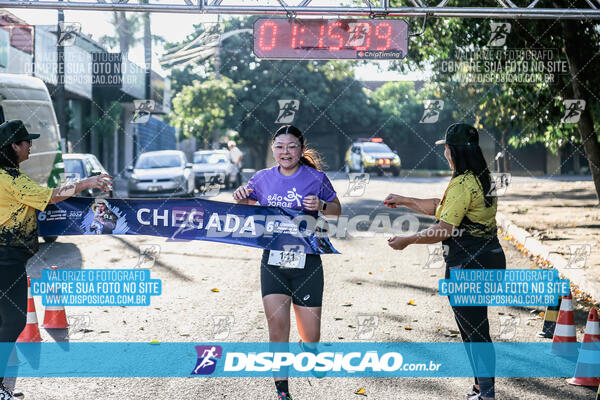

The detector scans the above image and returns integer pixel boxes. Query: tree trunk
[560,19,600,203]
[116,12,130,56]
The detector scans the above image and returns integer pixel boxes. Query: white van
[0,73,64,187]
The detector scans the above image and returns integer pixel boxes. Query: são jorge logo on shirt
[267,187,303,208]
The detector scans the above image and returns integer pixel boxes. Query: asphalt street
[16,176,597,400]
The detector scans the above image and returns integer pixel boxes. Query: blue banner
[37,198,338,255]
[1,342,588,378]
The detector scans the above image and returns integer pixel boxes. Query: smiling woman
[232,124,342,400]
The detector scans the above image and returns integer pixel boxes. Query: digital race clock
[253,18,409,60]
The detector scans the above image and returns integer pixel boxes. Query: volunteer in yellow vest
[384,123,505,400]
[0,120,112,400]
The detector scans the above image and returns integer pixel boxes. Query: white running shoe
[0,383,18,400]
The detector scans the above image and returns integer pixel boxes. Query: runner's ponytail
[300,148,324,171]
[272,125,325,171]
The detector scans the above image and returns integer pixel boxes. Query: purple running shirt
[246,165,336,210]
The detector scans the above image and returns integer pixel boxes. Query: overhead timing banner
[37,197,339,255]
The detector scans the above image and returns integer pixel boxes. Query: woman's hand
[233,185,253,201]
[387,235,413,251]
[86,174,113,192]
[383,194,405,208]
[302,195,321,211]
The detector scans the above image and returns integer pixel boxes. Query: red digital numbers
[254,18,407,59]
[258,21,278,51]
[318,24,326,48]
[327,21,344,51]
[375,23,392,51]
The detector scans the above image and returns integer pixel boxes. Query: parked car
[344,138,401,176]
[62,153,112,198]
[127,150,195,197]
[193,150,240,189]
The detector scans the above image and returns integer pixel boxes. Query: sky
[6,5,416,81]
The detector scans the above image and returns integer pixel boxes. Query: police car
[344,138,401,176]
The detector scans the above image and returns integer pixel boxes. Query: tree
[100,13,141,56]
[164,17,380,169]
[391,0,600,200]
[170,77,244,148]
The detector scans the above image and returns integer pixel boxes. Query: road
[16,175,597,400]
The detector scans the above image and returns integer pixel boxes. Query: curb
[496,212,600,303]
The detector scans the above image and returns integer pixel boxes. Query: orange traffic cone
[552,291,578,357]
[567,308,600,387]
[17,276,42,342]
[42,266,68,329]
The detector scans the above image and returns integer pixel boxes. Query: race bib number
[268,248,306,269]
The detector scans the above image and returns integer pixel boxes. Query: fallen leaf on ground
[404,326,412,330]
[342,303,352,307]
[211,288,220,292]
[355,387,367,396]
[407,300,416,306]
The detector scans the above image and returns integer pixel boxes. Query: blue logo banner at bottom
[36,197,338,255]
[1,342,593,378]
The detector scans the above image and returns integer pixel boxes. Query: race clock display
[253,18,409,60]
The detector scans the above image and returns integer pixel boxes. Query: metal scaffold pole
[0,1,599,19]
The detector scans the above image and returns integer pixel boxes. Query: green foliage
[170,77,244,147]
[389,0,600,153]
[86,101,122,140]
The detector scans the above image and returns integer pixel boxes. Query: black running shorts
[260,250,324,307]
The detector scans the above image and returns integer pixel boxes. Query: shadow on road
[26,242,83,278]
[112,236,195,282]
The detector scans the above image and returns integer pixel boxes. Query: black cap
[435,123,479,146]
[0,120,40,147]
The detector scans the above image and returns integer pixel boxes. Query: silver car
[193,150,240,189]
[62,153,112,198]
[127,150,195,197]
